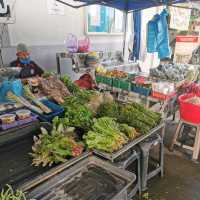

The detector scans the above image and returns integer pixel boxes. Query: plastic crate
[131,84,151,96]
[179,93,200,124]
[119,79,130,91]
[95,75,103,84]
[151,91,176,101]
[113,78,120,88]
[102,76,113,86]
[32,99,64,122]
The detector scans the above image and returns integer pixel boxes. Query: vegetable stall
[0,71,164,199]
[1,0,199,199]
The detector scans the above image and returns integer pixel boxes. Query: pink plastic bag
[66,34,78,53]
[78,37,90,53]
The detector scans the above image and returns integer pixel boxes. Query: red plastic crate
[179,93,200,124]
[151,91,176,101]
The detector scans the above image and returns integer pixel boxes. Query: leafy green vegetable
[0,185,26,200]
[84,117,128,153]
[61,75,95,104]
[96,101,161,135]
[118,123,139,140]
[61,75,80,94]
[96,102,121,118]
[62,96,93,130]
[30,123,84,167]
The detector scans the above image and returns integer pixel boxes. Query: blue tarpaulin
[69,0,189,11]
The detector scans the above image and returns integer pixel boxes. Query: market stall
[1,0,200,199]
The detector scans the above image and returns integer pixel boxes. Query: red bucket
[179,93,200,124]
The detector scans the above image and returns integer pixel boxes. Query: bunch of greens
[30,123,84,167]
[62,96,93,130]
[0,185,26,200]
[61,75,94,104]
[118,124,140,140]
[96,101,161,135]
[118,103,161,134]
[84,117,128,153]
[96,102,121,118]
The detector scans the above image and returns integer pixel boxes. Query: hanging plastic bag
[65,34,78,53]
[78,37,90,53]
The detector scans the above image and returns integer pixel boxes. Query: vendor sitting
[10,43,44,78]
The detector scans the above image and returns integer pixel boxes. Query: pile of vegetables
[30,122,84,167]
[150,63,188,81]
[84,117,129,153]
[61,75,95,104]
[119,103,161,134]
[0,185,26,200]
[62,96,93,130]
[61,76,115,129]
[97,102,161,134]
[84,117,139,153]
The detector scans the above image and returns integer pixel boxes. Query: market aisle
[134,121,200,200]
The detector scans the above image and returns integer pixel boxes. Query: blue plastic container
[132,84,151,97]
[32,99,64,122]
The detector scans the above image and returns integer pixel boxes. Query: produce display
[119,103,161,134]
[150,63,188,81]
[0,185,26,200]
[7,91,43,114]
[62,96,93,130]
[105,69,128,78]
[84,117,129,153]
[31,123,84,167]
[38,76,71,104]
[178,82,200,96]
[23,85,52,114]
[97,102,161,134]
[97,102,120,118]
[61,75,95,104]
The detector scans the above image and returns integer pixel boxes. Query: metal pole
[123,11,128,58]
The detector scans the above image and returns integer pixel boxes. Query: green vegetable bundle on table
[30,123,84,167]
[97,101,161,134]
[62,96,93,131]
[0,185,26,200]
[61,75,95,104]
[84,117,138,153]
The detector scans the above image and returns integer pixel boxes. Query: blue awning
[59,0,190,11]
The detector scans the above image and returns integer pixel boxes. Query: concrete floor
[134,121,200,200]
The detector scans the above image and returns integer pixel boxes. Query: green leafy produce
[96,102,121,118]
[61,75,80,95]
[118,123,140,140]
[131,102,161,123]
[0,185,26,200]
[119,103,161,134]
[30,123,84,167]
[61,75,95,104]
[84,117,128,153]
[62,96,93,130]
